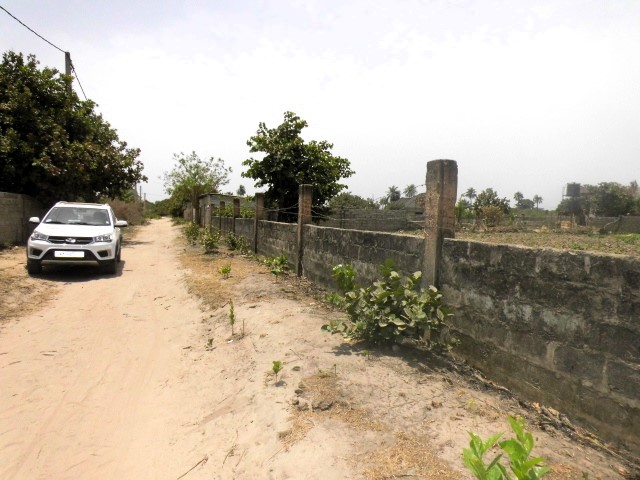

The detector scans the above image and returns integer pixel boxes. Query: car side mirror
[28,217,41,224]
[115,220,128,227]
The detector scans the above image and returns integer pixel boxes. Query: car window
[43,207,112,226]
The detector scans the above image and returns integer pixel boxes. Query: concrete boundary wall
[0,192,44,244]
[199,161,639,455]
[440,239,640,454]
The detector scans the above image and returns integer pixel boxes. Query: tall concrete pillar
[232,198,240,234]
[423,159,458,288]
[219,201,225,233]
[253,193,265,254]
[296,184,313,276]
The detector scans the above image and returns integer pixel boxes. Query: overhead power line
[1,5,88,100]
[0,5,65,53]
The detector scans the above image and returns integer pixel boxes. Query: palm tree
[463,187,477,201]
[532,195,543,209]
[386,185,401,203]
[403,184,417,198]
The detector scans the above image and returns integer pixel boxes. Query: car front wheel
[103,258,117,275]
[27,258,42,275]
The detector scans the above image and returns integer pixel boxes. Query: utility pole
[65,52,71,76]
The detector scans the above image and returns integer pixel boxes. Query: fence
[194,160,640,455]
[0,192,44,245]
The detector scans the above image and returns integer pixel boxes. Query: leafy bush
[225,233,250,254]
[463,416,550,480]
[184,222,200,245]
[322,260,456,349]
[200,228,220,253]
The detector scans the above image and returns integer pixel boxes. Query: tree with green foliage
[163,151,231,219]
[328,192,378,211]
[532,194,543,209]
[556,182,637,219]
[0,51,145,206]
[403,184,418,198]
[385,185,401,203]
[590,182,635,216]
[242,111,353,221]
[236,184,246,196]
[463,187,477,201]
[474,188,511,215]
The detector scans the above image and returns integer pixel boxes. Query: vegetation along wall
[440,239,640,454]
[0,192,44,244]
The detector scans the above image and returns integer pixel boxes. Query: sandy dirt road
[0,220,214,479]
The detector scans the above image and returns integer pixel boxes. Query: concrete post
[232,198,240,234]
[423,159,458,288]
[296,184,313,276]
[219,201,225,234]
[253,193,265,254]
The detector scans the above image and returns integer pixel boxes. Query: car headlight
[94,233,113,242]
[31,230,48,241]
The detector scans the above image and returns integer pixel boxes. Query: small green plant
[322,260,456,349]
[206,338,214,351]
[200,228,220,253]
[219,264,231,278]
[272,360,283,383]
[262,254,289,281]
[229,299,235,335]
[463,416,550,480]
[184,222,200,245]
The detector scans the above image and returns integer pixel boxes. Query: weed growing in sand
[229,299,236,336]
[322,259,457,349]
[262,254,289,281]
[463,416,550,480]
[219,264,231,278]
[272,360,283,383]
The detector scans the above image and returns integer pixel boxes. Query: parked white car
[26,201,127,275]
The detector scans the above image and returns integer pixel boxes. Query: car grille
[48,236,93,245]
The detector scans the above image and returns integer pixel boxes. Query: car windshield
[43,207,111,226]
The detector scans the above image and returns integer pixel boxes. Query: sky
[2,0,639,209]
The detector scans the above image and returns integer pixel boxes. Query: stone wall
[440,239,640,454]
[256,221,297,267]
[301,225,424,289]
[317,209,416,232]
[0,192,44,244]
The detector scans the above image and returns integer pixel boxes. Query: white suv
[26,201,127,275]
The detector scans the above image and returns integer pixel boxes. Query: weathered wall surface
[0,192,44,244]
[234,218,254,241]
[440,239,640,453]
[317,209,416,232]
[301,225,424,289]
[256,221,297,266]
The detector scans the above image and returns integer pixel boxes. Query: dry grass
[362,432,461,480]
[456,231,640,257]
[0,247,58,324]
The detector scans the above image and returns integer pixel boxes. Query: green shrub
[184,222,200,245]
[200,228,220,253]
[322,260,456,349]
[225,233,250,254]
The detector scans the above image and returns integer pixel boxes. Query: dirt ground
[0,218,638,479]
